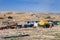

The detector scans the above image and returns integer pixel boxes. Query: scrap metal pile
[0,18,60,30]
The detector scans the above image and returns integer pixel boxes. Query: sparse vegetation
[0,12,60,40]
[0,17,4,19]
[6,12,13,15]
[45,16,51,19]
[16,12,24,14]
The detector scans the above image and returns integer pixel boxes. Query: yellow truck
[38,19,54,28]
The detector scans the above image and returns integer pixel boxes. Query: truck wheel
[24,25,27,28]
[45,24,50,28]
[50,23,54,28]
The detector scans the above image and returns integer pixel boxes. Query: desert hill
[0,12,60,26]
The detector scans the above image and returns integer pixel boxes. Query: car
[53,21,60,25]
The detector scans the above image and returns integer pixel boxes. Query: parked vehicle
[2,21,9,25]
[38,19,54,28]
[21,20,38,28]
[16,23,22,28]
[53,21,60,25]
[2,21,17,29]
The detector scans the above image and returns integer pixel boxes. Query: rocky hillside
[0,12,60,26]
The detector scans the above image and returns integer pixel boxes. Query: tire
[10,27,15,29]
[29,24,34,27]
[24,25,27,28]
[44,24,50,28]
[50,23,54,28]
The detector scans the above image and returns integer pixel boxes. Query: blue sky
[0,0,60,13]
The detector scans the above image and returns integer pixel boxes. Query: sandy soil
[0,26,60,40]
[0,12,60,40]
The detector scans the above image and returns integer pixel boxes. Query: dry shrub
[8,16,13,19]
[6,12,13,15]
[0,17,4,19]
[45,16,51,19]
[16,12,24,14]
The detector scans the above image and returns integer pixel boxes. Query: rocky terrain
[0,26,60,40]
[0,12,60,40]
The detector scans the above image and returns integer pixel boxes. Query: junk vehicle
[6,22,17,28]
[38,19,54,28]
[53,21,60,25]
[16,23,22,28]
[21,20,38,28]
[0,21,17,30]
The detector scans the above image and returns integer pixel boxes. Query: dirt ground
[0,12,60,40]
[0,26,60,40]
[0,12,60,24]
